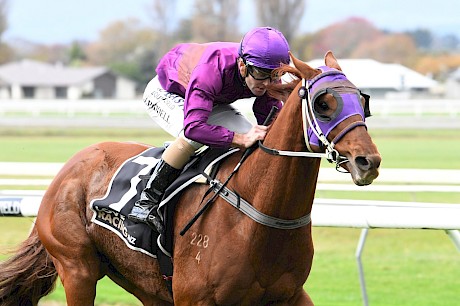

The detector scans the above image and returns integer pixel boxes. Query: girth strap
[209,179,311,230]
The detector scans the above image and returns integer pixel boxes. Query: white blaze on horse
[0,51,380,306]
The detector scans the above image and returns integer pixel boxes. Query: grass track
[2,219,458,306]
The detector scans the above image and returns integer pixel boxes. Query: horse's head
[270,51,381,185]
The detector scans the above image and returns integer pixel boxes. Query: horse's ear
[289,51,318,79]
[324,51,342,71]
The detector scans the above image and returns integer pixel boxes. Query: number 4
[195,251,201,264]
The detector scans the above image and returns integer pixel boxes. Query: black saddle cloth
[90,146,238,258]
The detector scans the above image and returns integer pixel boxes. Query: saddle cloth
[90,146,238,258]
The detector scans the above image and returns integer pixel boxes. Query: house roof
[0,60,109,86]
[306,58,437,90]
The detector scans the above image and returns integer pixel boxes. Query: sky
[3,0,460,45]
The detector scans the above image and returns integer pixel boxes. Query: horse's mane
[267,64,303,102]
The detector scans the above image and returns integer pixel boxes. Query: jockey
[128,27,290,233]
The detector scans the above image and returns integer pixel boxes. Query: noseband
[259,67,371,172]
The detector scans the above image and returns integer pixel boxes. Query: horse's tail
[0,226,58,306]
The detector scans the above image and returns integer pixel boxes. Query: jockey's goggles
[244,59,275,81]
[248,65,273,80]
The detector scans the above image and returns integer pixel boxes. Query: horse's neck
[237,101,320,219]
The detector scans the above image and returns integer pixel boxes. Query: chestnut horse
[0,51,380,305]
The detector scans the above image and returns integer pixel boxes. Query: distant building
[307,58,438,98]
[445,68,460,99]
[0,60,137,100]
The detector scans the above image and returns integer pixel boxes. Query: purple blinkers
[305,66,368,148]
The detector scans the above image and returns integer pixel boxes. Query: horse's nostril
[355,156,371,171]
[355,155,381,171]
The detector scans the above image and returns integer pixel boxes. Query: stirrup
[128,202,164,234]
[128,200,153,222]
[146,213,165,234]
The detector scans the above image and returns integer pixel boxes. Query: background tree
[0,0,458,84]
[290,33,314,60]
[0,0,13,63]
[307,17,383,59]
[85,18,159,91]
[149,0,177,56]
[352,33,418,67]
[434,34,460,52]
[254,0,306,42]
[30,44,68,63]
[416,53,460,80]
[407,29,433,51]
[0,0,7,40]
[67,41,87,66]
[191,0,240,42]
[174,18,193,43]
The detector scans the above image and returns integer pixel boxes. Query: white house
[306,58,438,98]
[445,68,460,99]
[0,60,137,100]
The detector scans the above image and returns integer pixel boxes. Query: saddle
[89,145,239,292]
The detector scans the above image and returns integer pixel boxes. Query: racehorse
[0,51,381,305]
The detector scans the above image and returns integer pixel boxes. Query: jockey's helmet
[239,27,290,70]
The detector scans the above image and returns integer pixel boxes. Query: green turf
[307,228,460,306]
[0,127,173,162]
[2,127,460,169]
[2,219,459,305]
[315,190,460,204]
[368,129,460,169]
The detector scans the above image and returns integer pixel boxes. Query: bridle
[258,68,371,172]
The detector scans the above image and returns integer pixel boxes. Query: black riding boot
[128,159,181,234]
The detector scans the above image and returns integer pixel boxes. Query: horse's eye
[316,101,329,112]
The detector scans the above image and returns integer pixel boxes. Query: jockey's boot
[128,159,181,234]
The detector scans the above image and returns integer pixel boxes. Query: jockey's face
[246,72,270,96]
[238,58,272,96]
